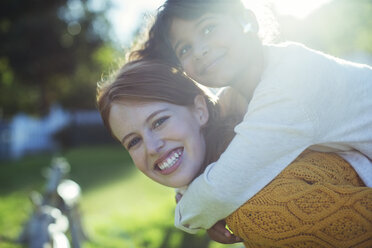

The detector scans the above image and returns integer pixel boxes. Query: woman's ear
[193,95,209,126]
[240,9,259,34]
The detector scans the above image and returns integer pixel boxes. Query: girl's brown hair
[97,59,243,170]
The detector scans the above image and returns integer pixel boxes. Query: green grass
[0,145,243,248]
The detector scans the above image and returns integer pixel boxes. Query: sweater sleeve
[174,88,317,233]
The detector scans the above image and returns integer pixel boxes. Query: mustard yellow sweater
[226,151,372,248]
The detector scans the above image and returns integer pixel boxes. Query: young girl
[130,0,372,237]
[97,59,372,247]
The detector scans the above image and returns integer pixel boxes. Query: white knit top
[175,42,372,233]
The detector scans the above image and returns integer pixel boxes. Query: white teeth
[157,150,182,171]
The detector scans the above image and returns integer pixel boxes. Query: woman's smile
[155,147,183,175]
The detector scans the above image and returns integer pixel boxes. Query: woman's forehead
[113,100,166,109]
[111,100,187,116]
[109,101,172,137]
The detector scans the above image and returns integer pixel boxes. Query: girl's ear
[193,95,209,126]
[240,9,259,34]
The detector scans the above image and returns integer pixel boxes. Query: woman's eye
[127,137,141,150]
[153,116,169,129]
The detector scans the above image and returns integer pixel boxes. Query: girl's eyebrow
[121,108,169,145]
[173,40,183,54]
[195,16,214,28]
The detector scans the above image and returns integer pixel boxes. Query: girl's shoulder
[265,41,323,65]
[262,41,370,86]
[260,42,322,88]
[266,41,372,71]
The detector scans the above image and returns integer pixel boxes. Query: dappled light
[1,0,371,247]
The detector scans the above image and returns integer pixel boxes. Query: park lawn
[0,145,243,248]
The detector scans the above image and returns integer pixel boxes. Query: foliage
[0,0,121,118]
[1,0,371,119]
[278,0,372,57]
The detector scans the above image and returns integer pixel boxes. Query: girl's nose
[194,44,209,60]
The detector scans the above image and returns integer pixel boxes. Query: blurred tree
[278,0,372,57]
[0,0,120,118]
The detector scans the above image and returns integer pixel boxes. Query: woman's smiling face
[108,98,208,188]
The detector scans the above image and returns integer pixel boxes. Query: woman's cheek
[130,151,143,170]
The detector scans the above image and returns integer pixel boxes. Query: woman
[97,59,372,247]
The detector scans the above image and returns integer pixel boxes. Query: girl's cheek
[181,59,193,73]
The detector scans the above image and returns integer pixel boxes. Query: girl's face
[169,13,261,89]
[108,97,209,188]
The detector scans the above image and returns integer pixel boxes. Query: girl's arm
[175,88,316,233]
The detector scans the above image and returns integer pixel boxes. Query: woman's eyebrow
[145,108,169,123]
[121,108,169,145]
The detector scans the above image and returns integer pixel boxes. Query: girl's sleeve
[225,151,372,248]
[175,88,318,233]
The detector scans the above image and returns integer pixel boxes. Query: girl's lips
[200,54,225,75]
[205,56,223,72]
[155,148,183,175]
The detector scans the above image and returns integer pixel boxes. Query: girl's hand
[175,192,183,203]
[207,220,243,244]
[176,192,242,243]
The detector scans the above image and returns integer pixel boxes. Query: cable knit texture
[225,151,372,248]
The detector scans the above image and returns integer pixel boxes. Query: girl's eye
[127,137,141,150]
[152,116,169,129]
[179,45,191,58]
[203,24,215,36]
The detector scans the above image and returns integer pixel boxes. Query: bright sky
[274,0,332,18]
[108,0,333,45]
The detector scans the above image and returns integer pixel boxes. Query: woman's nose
[144,133,165,155]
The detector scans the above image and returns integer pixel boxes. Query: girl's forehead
[170,13,221,26]
[169,14,206,34]
[168,13,226,42]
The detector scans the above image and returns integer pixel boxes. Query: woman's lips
[155,148,183,175]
